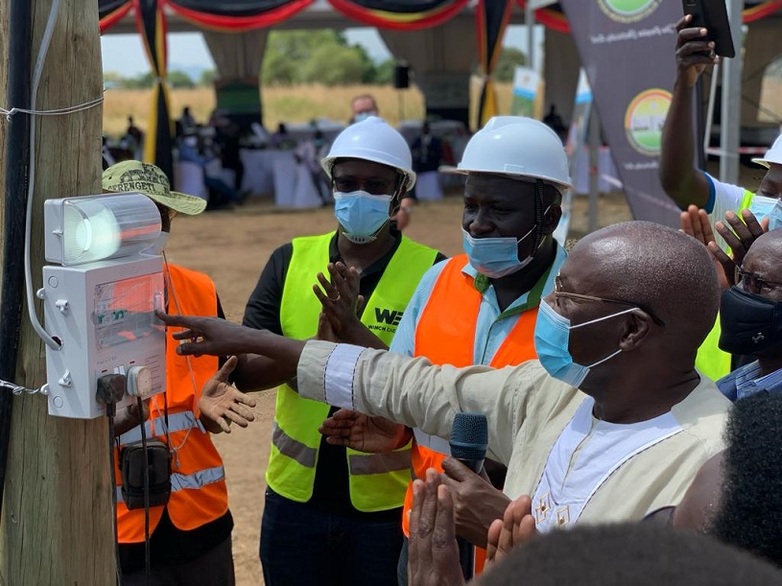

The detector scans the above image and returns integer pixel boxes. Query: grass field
[102,81,518,137]
[102,77,782,139]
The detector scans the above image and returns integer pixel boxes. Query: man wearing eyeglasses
[159,220,731,545]
[713,229,782,400]
[229,116,442,585]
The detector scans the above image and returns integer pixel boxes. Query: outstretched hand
[318,408,412,453]
[198,356,257,434]
[486,495,536,566]
[408,470,465,586]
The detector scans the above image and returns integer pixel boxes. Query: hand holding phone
[681,0,736,58]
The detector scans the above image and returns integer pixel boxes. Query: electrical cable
[0,0,33,525]
[23,0,63,351]
[107,408,122,586]
[138,396,152,586]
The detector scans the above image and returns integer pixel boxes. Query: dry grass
[103,76,782,138]
[102,82,520,137]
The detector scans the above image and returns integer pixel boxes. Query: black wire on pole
[0,0,33,520]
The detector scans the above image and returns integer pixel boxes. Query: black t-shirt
[243,228,444,518]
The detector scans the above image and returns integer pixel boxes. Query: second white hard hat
[752,133,782,168]
[451,116,572,190]
[321,116,417,192]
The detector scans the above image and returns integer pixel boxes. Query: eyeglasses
[332,177,397,196]
[554,276,666,327]
[736,267,782,294]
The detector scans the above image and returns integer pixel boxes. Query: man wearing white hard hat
[215,116,443,585]
[316,116,570,581]
[661,16,782,234]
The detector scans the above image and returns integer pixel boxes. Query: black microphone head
[449,412,488,461]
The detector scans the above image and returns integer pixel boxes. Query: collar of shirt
[461,243,567,319]
[717,360,782,401]
[328,227,402,282]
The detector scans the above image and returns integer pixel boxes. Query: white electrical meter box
[43,256,166,419]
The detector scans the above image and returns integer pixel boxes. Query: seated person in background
[178,133,246,210]
[160,221,731,548]
[271,122,295,150]
[410,121,444,201]
[294,129,332,205]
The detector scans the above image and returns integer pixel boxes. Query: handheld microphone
[449,412,488,581]
[449,412,488,474]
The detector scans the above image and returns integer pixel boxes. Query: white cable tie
[0,95,104,122]
[0,379,47,396]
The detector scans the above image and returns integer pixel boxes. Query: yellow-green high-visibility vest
[695,189,755,381]
[267,231,439,512]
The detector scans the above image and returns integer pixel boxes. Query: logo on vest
[598,0,660,23]
[369,308,403,333]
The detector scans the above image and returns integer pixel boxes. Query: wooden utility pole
[0,1,115,584]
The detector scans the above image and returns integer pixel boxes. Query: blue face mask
[533,301,634,388]
[334,190,392,244]
[767,198,782,231]
[749,195,779,223]
[462,226,538,279]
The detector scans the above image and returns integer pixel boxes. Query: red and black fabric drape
[328,0,469,29]
[99,0,133,33]
[165,0,314,31]
[743,0,782,23]
[476,0,512,127]
[516,1,570,34]
[135,0,174,181]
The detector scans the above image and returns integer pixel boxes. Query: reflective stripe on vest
[118,411,204,446]
[403,254,544,537]
[268,231,438,511]
[117,465,225,503]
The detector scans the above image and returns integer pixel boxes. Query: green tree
[199,69,217,86]
[124,71,155,89]
[372,59,397,85]
[262,30,378,86]
[493,47,527,82]
[168,70,195,89]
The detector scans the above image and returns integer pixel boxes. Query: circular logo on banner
[624,89,671,156]
[598,0,661,23]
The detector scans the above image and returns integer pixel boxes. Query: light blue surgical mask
[748,194,779,223]
[334,190,392,244]
[462,225,538,279]
[533,301,635,388]
[767,198,782,231]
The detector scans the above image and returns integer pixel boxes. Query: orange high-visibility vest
[115,263,228,543]
[404,255,543,571]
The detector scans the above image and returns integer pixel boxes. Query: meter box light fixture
[41,193,167,418]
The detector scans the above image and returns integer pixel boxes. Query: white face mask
[144,231,169,255]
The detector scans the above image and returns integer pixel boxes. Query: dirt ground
[164,190,632,585]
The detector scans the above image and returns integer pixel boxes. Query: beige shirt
[298,341,730,526]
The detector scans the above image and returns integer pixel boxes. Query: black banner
[559,0,682,226]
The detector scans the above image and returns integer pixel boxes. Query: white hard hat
[752,133,782,168]
[450,116,572,190]
[321,116,416,192]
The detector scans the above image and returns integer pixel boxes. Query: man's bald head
[569,221,720,346]
[743,229,782,279]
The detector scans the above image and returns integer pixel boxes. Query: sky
[100,25,541,78]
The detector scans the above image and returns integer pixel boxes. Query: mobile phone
[681,0,736,58]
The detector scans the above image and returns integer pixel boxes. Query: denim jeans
[260,488,403,586]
